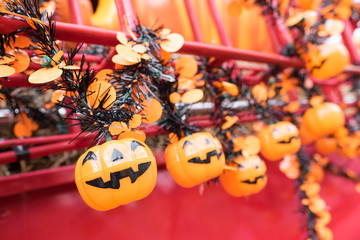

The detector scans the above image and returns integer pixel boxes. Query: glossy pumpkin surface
[259,121,301,161]
[165,132,225,188]
[304,43,350,80]
[75,138,157,211]
[303,102,345,137]
[220,155,267,197]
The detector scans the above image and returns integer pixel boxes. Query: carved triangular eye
[111,149,124,162]
[182,140,192,148]
[131,140,144,151]
[205,138,211,145]
[82,151,97,165]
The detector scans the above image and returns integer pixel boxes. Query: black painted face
[182,137,223,164]
[81,140,152,189]
[241,173,267,184]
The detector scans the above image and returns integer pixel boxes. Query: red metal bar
[206,0,232,47]
[184,0,204,42]
[68,0,84,25]
[342,19,360,65]
[114,0,137,31]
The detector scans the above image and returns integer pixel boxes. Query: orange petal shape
[160,33,184,53]
[169,92,181,104]
[86,80,116,109]
[51,90,66,103]
[142,97,163,124]
[13,121,32,138]
[175,56,198,78]
[11,50,30,73]
[222,81,239,96]
[95,69,113,82]
[0,65,15,77]
[117,128,146,142]
[116,32,128,45]
[109,121,128,135]
[181,89,204,103]
[115,44,141,63]
[129,114,142,128]
[243,136,261,155]
[28,66,63,84]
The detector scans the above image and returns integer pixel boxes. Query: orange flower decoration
[109,114,146,142]
[112,32,150,66]
[29,50,79,84]
[159,28,184,53]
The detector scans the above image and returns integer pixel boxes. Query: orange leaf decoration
[86,80,116,109]
[175,56,198,78]
[283,101,300,113]
[233,136,244,152]
[142,97,163,124]
[222,82,239,96]
[252,82,268,103]
[169,92,181,104]
[0,64,15,77]
[309,95,324,107]
[221,115,239,130]
[242,136,261,155]
[116,32,128,45]
[129,114,142,128]
[11,49,30,74]
[13,121,32,138]
[51,90,66,103]
[117,128,146,142]
[181,89,204,103]
[169,133,179,144]
[28,66,62,84]
[160,33,184,53]
[95,69,113,82]
[308,197,327,213]
[285,12,304,26]
[279,154,300,179]
[109,121,128,135]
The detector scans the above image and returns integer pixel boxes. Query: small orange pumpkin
[259,121,301,161]
[220,155,267,197]
[75,138,157,211]
[303,102,345,137]
[165,132,225,188]
[304,42,350,80]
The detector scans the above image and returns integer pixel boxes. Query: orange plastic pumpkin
[315,136,338,155]
[75,138,157,211]
[303,102,345,137]
[165,132,225,188]
[220,155,267,197]
[304,42,350,80]
[259,121,301,161]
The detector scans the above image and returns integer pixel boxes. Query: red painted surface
[0,161,360,240]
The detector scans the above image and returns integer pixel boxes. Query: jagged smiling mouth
[86,162,151,189]
[277,136,299,144]
[241,173,267,184]
[187,149,223,164]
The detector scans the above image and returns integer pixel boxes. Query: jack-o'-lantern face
[259,121,301,161]
[304,43,349,80]
[165,132,225,188]
[75,139,157,211]
[220,155,267,197]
